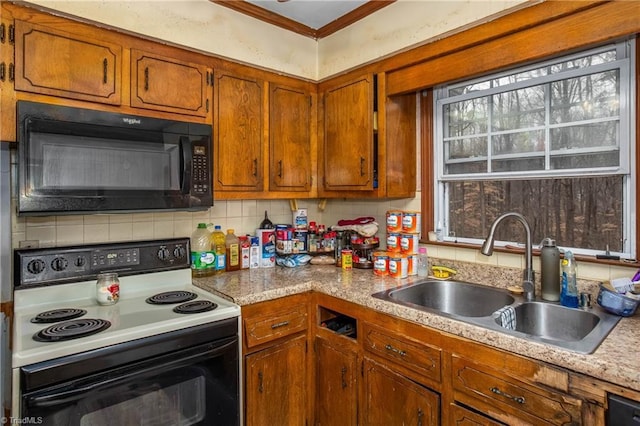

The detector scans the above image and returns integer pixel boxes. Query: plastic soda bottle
[191,223,215,278]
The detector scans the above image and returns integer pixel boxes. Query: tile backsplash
[11,197,422,249]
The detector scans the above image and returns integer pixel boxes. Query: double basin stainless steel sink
[372,279,621,354]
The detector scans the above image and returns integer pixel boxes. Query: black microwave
[17,101,213,215]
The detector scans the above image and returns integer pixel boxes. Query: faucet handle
[579,292,592,309]
[522,280,535,301]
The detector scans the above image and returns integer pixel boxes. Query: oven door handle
[27,338,237,408]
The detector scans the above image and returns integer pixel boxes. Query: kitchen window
[433,40,636,257]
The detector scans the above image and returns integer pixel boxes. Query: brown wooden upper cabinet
[214,71,264,193]
[322,74,374,191]
[269,84,312,192]
[130,49,211,118]
[14,20,122,105]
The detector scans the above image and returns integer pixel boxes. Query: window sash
[435,43,631,181]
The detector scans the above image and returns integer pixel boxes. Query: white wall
[317,0,530,79]
[25,0,529,81]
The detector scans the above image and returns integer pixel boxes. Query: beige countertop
[193,264,640,392]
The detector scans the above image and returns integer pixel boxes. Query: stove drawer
[244,303,308,348]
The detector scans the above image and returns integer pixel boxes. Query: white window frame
[433,40,636,257]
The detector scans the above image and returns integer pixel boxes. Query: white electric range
[12,238,241,425]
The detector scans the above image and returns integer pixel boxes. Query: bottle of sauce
[225,229,241,271]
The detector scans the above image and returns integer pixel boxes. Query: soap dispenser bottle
[561,251,579,308]
[540,238,560,301]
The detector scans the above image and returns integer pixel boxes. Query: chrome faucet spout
[480,212,536,301]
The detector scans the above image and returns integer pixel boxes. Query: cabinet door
[14,20,121,105]
[315,335,357,426]
[322,74,374,190]
[131,49,210,117]
[214,71,263,192]
[362,357,439,426]
[245,334,307,426]
[270,84,312,192]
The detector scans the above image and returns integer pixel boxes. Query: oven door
[19,321,239,426]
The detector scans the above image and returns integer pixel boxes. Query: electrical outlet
[19,240,39,249]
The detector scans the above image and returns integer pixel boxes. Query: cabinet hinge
[361,360,364,378]
[206,98,210,113]
[0,63,5,82]
[8,24,14,44]
[8,63,14,82]
[0,24,5,44]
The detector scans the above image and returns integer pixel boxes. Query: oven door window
[78,370,206,426]
[22,338,239,426]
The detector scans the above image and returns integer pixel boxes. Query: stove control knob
[157,247,171,261]
[173,246,187,259]
[27,259,46,275]
[75,257,86,267]
[51,257,69,271]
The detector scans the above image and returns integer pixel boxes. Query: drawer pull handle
[103,58,108,84]
[271,320,289,329]
[490,386,525,404]
[385,344,407,357]
[341,366,348,389]
[258,371,264,393]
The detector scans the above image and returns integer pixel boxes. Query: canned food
[406,254,416,276]
[386,210,403,233]
[400,233,420,255]
[341,249,353,271]
[386,233,401,252]
[373,251,389,276]
[402,211,421,233]
[388,254,408,279]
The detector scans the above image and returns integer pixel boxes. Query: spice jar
[96,272,120,305]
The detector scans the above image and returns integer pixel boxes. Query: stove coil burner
[146,291,198,305]
[173,300,218,314]
[31,308,87,324]
[33,318,111,342]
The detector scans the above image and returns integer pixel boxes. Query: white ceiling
[246,0,368,29]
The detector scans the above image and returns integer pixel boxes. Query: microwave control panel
[192,144,209,195]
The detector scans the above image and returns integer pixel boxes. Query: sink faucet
[480,212,536,301]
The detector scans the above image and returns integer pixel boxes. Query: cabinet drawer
[451,356,581,425]
[363,324,441,383]
[450,403,506,425]
[244,304,307,348]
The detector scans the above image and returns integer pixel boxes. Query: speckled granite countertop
[193,264,640,392]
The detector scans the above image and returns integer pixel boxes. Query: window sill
[421,239,639,268]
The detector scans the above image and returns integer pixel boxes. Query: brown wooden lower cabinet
[314,334,358,425]
[362,357,440,425]
[245,334,308,426]
[241,292,637,425]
